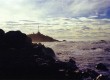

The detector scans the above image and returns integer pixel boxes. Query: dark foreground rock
[96,63,109,71]
[96,74,110,80]
[0,29,109,80]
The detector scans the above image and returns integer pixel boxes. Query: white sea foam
[39,41,110,76]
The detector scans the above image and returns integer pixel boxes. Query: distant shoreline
[32,39,110,43]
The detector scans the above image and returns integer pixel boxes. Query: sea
[39,40,110,76]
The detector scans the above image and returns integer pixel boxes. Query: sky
[0,0,110,41]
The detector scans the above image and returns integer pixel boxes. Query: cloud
[0,0,110,21]
[26,0,110,19]
[0,0,110,41]
[5,21,18,24]
[19,20,36,22]
[81,26,92,30]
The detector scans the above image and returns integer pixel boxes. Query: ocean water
[41,41,110,76]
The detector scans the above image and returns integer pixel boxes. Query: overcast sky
[0,0,110,41]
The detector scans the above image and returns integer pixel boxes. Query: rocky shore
[0,29,110,80]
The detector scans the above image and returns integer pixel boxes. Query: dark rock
[5,31,32,48]
[100,40,107,44]
[0,29,5,37]
[89,70,99,79]
[96,74,109,80]
[82,69,99,80]
[44,47,55,58]
[63,40,66,42]
[92,40,107,44]
[67,59,78,71]
[91,47,97,50]
[0,29,5,48]
[96,63,109,71]
[68,70,83,80]
[70,59,77,69]
[82,69,90,78]
[57,53,62,55]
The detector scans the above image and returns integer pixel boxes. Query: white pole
[38,26,39,32]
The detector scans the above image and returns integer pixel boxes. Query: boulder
[5,31,32,48]
[82,69,99,80]
[96,63,109,71]
[96,74,109,80]
[67,59,78,71]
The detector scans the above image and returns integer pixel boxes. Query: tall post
[38,26,39,32]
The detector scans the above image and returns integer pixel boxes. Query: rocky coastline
[0,29,110,80]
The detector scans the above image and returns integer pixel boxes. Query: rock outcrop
[96,63,109,71]
[28,32,58,42]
